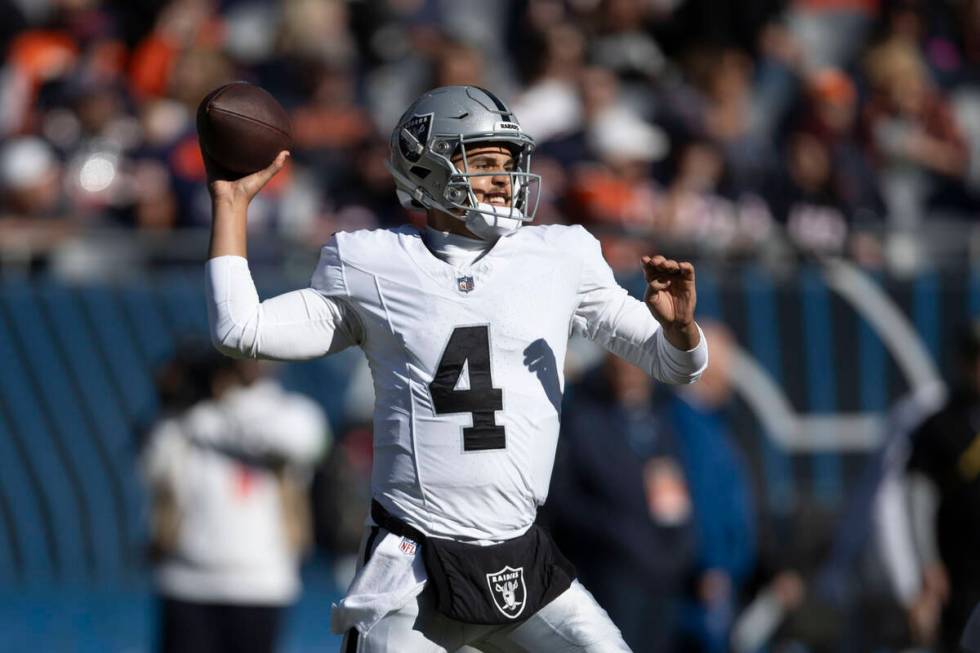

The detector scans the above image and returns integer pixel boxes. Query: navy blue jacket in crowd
[547,372,695,590]
[670,394,756,587]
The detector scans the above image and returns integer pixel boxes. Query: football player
[204,86,707,652]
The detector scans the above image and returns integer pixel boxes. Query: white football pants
[339,527,632,653]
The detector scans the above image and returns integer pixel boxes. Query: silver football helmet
[387,86,540,239]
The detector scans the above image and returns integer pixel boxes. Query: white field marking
[723,258,945,452]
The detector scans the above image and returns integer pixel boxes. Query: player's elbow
[206,305,262,359]
[209,324,252,360]
[220,343,251,360]
[210,337,248,360]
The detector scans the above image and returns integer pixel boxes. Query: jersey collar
[403,225,517,295]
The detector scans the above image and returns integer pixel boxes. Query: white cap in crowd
[0,136,57,191]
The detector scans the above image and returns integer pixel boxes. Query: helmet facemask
[439,135,542,229]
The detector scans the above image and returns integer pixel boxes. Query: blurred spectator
[128,0,225,102]
[289,63,373,195]
[360,4,452,134]
[291,63,369,152]
[658,138,774,255]
[767,131,851,256]
[782,68,886,261]
[142,348,327,653]
[731,568,807,653]
[589,0,667,108]
[666,46,777,194]
[734,502,847,653]
[2,27,78,135]
[872,385,946,622]
[785,0,880,70]
[808,384,946,652]
[591,0,664,75]
[868,0,966,89]
[561,67,668,232]
[670,323,757,653]
[432,37,486,88]
[904,322,980,652]
[327,136,405,232]
[511,22,586,143]
[0,135,78,269]
[0,135,64,218]
[862,40,968,229]
[548,352,695,653]
[800,69,882,216]
[278,0,354,68]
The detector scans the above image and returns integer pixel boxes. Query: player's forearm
[208,197,249,259]
[598,298,707,383]
[205,256,358,360]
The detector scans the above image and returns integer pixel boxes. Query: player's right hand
[205,149,290,209]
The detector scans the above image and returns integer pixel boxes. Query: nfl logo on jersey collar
[457,275,475,293]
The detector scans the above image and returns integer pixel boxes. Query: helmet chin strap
[462,203,525,241]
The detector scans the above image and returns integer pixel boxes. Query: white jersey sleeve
[568,226,707,383]
[205,242,362,360]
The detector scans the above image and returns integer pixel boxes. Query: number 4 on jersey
[429,326,506,451]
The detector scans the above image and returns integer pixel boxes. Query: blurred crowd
[1,0,980,274]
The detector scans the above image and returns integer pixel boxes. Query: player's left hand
[642,255,699,349]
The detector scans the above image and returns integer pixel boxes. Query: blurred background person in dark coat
[670,322,757,653]
[548,352,696,653]
[904,321,980,652]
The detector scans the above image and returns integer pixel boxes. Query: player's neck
[424,226,492,270]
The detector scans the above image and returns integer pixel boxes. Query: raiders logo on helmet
[399,113,433,163]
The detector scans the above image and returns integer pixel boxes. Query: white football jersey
[305,224,706,541]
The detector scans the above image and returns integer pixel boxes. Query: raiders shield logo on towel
[486,566,527,619]
[399,112,433,163]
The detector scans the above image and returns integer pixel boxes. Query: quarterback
[204,86,707,652]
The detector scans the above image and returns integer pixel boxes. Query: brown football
[196,81,291,178]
